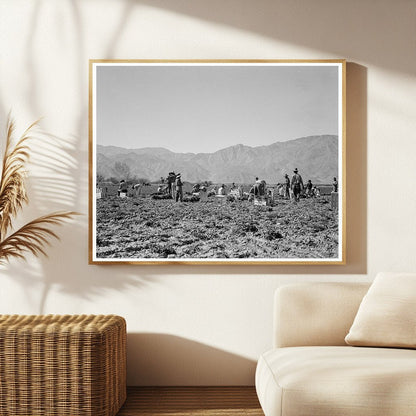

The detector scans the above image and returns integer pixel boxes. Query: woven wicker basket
[0,314,126,416]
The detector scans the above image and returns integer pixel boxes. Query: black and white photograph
[89,60,345,264]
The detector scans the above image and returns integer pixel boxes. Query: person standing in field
[332,177,338,192]
[254,177,262,196]
[305,179,313,197]
[291,168,304,202]
[118,179,128,197]
[167,172,176,197]
[238,184,244,198]
[284,174,290,199]
[175,173,183,202]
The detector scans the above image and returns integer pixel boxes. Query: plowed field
[95,196,339,260]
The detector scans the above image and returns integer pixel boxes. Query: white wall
[0,0,415,385]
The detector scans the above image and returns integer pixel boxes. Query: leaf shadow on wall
[0,0,159,313]
[0,129,153,315]
[126,333,257,386]
[135,0,413,76]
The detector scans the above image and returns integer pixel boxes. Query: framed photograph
[89,60,346,265]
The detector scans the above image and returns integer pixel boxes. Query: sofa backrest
[274,282,370,348]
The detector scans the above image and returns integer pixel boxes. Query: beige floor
[117,386,264,416]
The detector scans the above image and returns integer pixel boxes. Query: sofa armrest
[274,282,370,348]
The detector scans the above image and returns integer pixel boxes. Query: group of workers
[114,168,339,204]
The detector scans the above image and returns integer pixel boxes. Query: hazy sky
[95,63,340,153]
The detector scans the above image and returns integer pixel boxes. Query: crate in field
[97,183,119,197]
[272,190,282,203]
[229,188,241,199]
[215,195,227,204]
[254,197,267,206]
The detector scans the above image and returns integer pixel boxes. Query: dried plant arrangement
[0,117,78,264]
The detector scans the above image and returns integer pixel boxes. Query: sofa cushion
[345,272,416,348]
[274,283,370,348]
[256,346,416,416]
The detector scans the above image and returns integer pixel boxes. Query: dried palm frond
[0,117,38,239]
[0,116,79,264]
[0,212,78,265]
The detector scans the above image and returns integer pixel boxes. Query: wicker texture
[0,314,126,416]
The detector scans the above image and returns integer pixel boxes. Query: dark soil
[95,196,339,259]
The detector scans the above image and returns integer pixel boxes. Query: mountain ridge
[96,135,338,184]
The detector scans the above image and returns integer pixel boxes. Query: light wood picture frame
[89,60,346,265]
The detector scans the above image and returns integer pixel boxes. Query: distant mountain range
[96,135,338,184]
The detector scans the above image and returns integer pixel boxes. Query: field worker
[238,184,243,198]
[207,187,216,197]
[218,184,226,196]
[284,174,290,199]
[332,177,338,193]
[291,168,304,202]
[254,177,262,196]
[305,180,313,197]
[167,172,176,197]
[258,180,266,196]
[175,173,183,202]
[118,179,128,197]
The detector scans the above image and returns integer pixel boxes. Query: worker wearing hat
[291,168,304,202]
[175,173,183,202]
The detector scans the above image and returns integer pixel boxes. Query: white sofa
[255,282,416,416]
